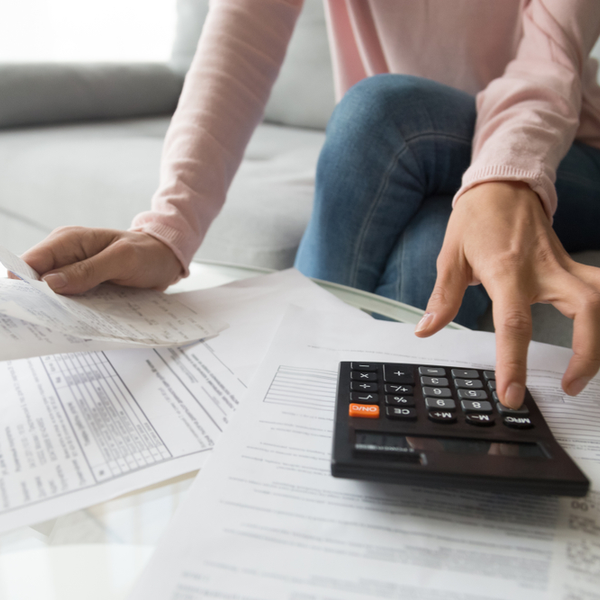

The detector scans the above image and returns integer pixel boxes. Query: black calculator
[331,362,589,496]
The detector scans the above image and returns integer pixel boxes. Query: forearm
[131,0,304,273]
[454,0,600,217]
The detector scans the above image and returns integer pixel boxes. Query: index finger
[490,286,533,410]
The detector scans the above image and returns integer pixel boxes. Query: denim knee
[326,74,466,148]
[317,74,474,198]
[326,75,417,148]
[315,75,436,215]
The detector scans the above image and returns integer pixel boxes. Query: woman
[19,0,600,410]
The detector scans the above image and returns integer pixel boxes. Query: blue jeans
[294,74,600,329]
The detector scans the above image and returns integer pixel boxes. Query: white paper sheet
[129,307,600,600]
[0,271,364,533]
[0,247,224,346]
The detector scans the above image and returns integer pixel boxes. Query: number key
[420,376,449,387]
[454,379,483,389]
[425,398,456,410]
[461,400,493,413]
[423,386,452,398]
[457,389,488,401]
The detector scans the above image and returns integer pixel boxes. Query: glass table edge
[187,260,467,330]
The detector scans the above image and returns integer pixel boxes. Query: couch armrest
[0,63,184,129]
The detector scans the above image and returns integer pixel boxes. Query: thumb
[415,254,469,337]
[42,250,119,295]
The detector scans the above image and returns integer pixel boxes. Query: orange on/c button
[349,403,380,418]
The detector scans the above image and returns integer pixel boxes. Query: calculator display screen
[355,432,547,459]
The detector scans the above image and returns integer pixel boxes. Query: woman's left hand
[415,181,600,409]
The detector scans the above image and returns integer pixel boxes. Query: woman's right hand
[13,227,185,294]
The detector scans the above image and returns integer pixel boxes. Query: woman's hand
[415,181,600,409]
[12,227,184,294]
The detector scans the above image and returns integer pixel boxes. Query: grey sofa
[0,0,599,348]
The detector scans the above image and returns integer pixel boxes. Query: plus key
[383,364,414,384]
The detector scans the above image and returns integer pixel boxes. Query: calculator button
[385,395,415,407]
[423,386,452,398]
[460,400,493,413]
[418,367,446,377]
[466,414,495,426]
[385,384,414,394]
[451,369,479,379]
[349,404,380,419]
[457,389,488,401]
[420,376,449,387]
[383,365,414,384]
[496,403,530,416]
[503,416,534,429]
[487,380,497,391]
[350,393,379,404]
[454,379,483,389]
[385,384,412,395]
[386,407,417,420]
[351,371,377,381]
[483,370,496,381]
[351,382,378,392]
[428,410,457,424]
[424,398,456,410]
[351,363,378,372]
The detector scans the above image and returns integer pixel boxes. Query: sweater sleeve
[454,0,600,218]
[130,0,303,275]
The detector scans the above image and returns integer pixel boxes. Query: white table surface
[0,262,464,600]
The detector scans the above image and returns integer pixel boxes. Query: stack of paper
[0,269,363,532]
[0,247,225,353]
[129,308,600,600]
[0,250,599,600]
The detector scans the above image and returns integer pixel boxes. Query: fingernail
[504,382,525,409]
[567,376,591,396]
[43,272,68,290]
[415,312,433,334]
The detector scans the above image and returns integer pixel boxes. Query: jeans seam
[403,131,473,146]
[349,132,471,289]
[396,231,406,302]
[349,143,413,289]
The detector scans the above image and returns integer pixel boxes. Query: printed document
[0,247,223,347]
[130,307,600,600]
[0,271,362,532]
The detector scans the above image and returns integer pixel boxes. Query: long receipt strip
[0,246,223,347]
[131,307,600,600]
[0,270,364,533]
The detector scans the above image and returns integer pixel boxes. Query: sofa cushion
[0,118,323,269]
[196,123,324,267]
[170,0,336,130]
[262,1,336,130]
[0,63,184,129]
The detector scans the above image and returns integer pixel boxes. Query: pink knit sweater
[131,0,600,275]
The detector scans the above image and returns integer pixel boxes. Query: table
[0,262,465,600]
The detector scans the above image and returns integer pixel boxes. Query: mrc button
[349,403,380,419]
[503,416,534,429]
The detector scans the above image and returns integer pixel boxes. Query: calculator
[331,362,590,496]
